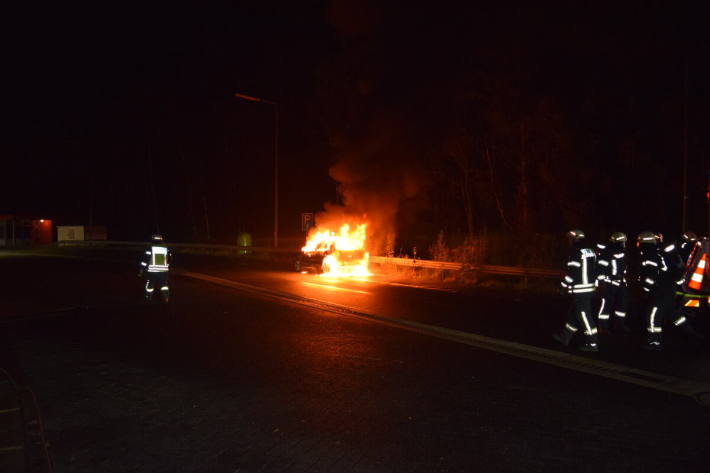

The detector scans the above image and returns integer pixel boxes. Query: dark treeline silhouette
[4,2,708,253]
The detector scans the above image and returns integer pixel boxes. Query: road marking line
[302,281,370,295]
[375,281,458,293]
[179,271,710,403]
[0,445,24,452]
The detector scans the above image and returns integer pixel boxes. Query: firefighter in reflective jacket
[596,232,631,332]
[678,231,698,267]
[671,236,708,340]
[642,239,685,350]
[637,231,660,296]
[554,229,599,352]
[139,234,171,302]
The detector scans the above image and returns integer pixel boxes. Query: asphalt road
[1,254,709,472]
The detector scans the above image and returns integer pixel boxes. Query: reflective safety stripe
[613,253,625,258]
[567,261,581,267]
[643,260,658,267]
[684,299,700,308]
[597,244,606,250]
[643,287,650,292]
[648,306,658,333]
[599,260,609,266]
[645,278,655,285]
[145,251,151,255]
[598,298,607,317]
[582,254,589,285]
[572,287,596,293]
[664,244,675,253]
[598,314,610,320]
[580,311,594,335]
[674,316,687,326]
[614,311,626,317]
[564,275,573,283]
[160,286,169,291]
[611,259,618,276]
[610,280,621,286]
[691,273,703,283]
[148,267,169,272]
[145,281,154,293]
[141,262,147,266]
[565,323,578,332]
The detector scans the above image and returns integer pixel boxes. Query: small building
[57,225,85,242]
[0,215,53,247]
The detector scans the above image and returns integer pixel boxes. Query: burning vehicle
[296,223,371,277]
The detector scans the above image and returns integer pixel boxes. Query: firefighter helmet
[681,231,698,243]
[654,232,664,243]
[637,231,656,243]
[610,232,627,243]
[568,229,585,241]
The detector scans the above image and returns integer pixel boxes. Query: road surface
[1,253,709,472]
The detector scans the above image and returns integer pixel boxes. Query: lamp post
[234,92,279,248]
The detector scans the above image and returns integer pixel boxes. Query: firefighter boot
[644,332,662,351]
[552,327,575,347]
[612,317,632,334]
[597,318,611,334]
[578,333,599,352]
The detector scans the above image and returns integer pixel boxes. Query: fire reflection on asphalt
[301,281,371,295]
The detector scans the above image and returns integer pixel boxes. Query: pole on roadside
[273,102,279,249]
[682,57,688,232]
[233,92,279,248]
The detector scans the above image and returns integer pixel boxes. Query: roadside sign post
[301,213,314,233]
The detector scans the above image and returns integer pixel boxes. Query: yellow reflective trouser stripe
[676,292,706,298]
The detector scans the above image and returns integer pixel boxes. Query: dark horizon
[5,1,710,246]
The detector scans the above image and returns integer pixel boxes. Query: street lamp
[234,92,279,248]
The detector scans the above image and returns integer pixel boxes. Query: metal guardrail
[370,256,462,270]
[369,256,563,279]
[55,241,563,279]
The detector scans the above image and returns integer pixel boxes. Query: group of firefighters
[554,229,709,352]
[136,231,708,351]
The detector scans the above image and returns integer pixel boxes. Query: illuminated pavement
[1,255,709,472]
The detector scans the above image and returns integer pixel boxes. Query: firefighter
[139,234,171,303]
[596,232,631,333]
[671,236,708,340]
[637,231,659,297]
[553,229,599,352]
[642,238,685,350]
[678,231,698,267]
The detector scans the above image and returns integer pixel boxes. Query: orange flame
[302,223,371,277]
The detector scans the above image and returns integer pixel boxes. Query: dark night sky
[4,1,710,246]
